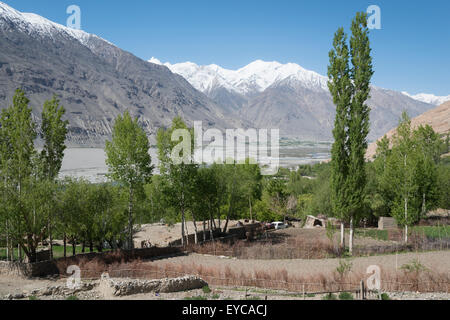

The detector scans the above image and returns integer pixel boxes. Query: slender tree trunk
[49,220,53,260]
[192,212,198,245]
[82,241,86,253]
[349,216,354,255]
[185,215,190,246]
[340,222,345,251]
[181,207,186,247]
[404,196,408,243]
[72,239,76,256]
[89,241,94,253]
[203,220,206,242]
[249,196,253,222]
[128,186,134,250]
[217,207,221,230]
[5,221,9,262]
[223,198,233,233]
[209,210,215,242]
[421,193,426,219]
[63,233,67,258]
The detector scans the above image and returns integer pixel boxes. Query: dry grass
[185,226,450,260]
[186,237,341,259]
[56,255,450,294]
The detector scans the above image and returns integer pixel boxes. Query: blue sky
[5,0,450,95]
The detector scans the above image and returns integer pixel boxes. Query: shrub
[202,286,212,294]
[400,259,429,273]
[336,259,353,277]
[322,293,337,300]
[338,292,353,300]
[380,293,390,300]
[66,295,79,300]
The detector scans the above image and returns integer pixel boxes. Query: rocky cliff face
[0,2,237,147]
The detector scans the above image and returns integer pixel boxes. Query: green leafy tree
[240,159,263,222]
[346,12,374,253]
[156,117,198,245]
[328,12,373,254]
[40,95,69,180]
[380,114,440,242]
[105,111,153,249]
[40,95,68,258]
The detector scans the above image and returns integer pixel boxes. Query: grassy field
[0,245,106,261]
[356,225,450,241]
[412,225,450,239]
[355,229,389,241]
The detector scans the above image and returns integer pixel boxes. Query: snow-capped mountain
[149,58,329,96]
[149,58,436,141]
[0,1,236,146]
[402,92,450,106]
[0,2,107,47]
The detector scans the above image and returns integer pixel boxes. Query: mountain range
[0,2,238,147]
[150,58,447,141]
[0,1,447,147]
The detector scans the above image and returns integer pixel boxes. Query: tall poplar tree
[328,12,373,254]
[328,27,352,251]
[347,12,374,253]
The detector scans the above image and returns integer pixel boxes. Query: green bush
[322,293,337,300]
[202,286,211,294]
[380,293,390,300]
[338,292,354,300]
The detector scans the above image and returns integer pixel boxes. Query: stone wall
[168,229,223,246]
[99,274,208,297]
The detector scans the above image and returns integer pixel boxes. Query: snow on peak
[402,92,450,106]
[0,1,108,47]
[149,58,329,95]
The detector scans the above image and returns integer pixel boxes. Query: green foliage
[326,220,336,243]
[0,89,67,262]
[411,225,450,239]
[202,286,212,294]
[105,111,153,248]
[328,12,373,233]
[378,113,440,229]
[336,259,353,277]
[436,164,450,209]
[380,293,390,300]
[355,229,388,241]
[40,95,68,180]
[105,111,153,188]
[66,295,79,300]
[400,259,429,273]
[338,292,354,300]
[322,293,337,300]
